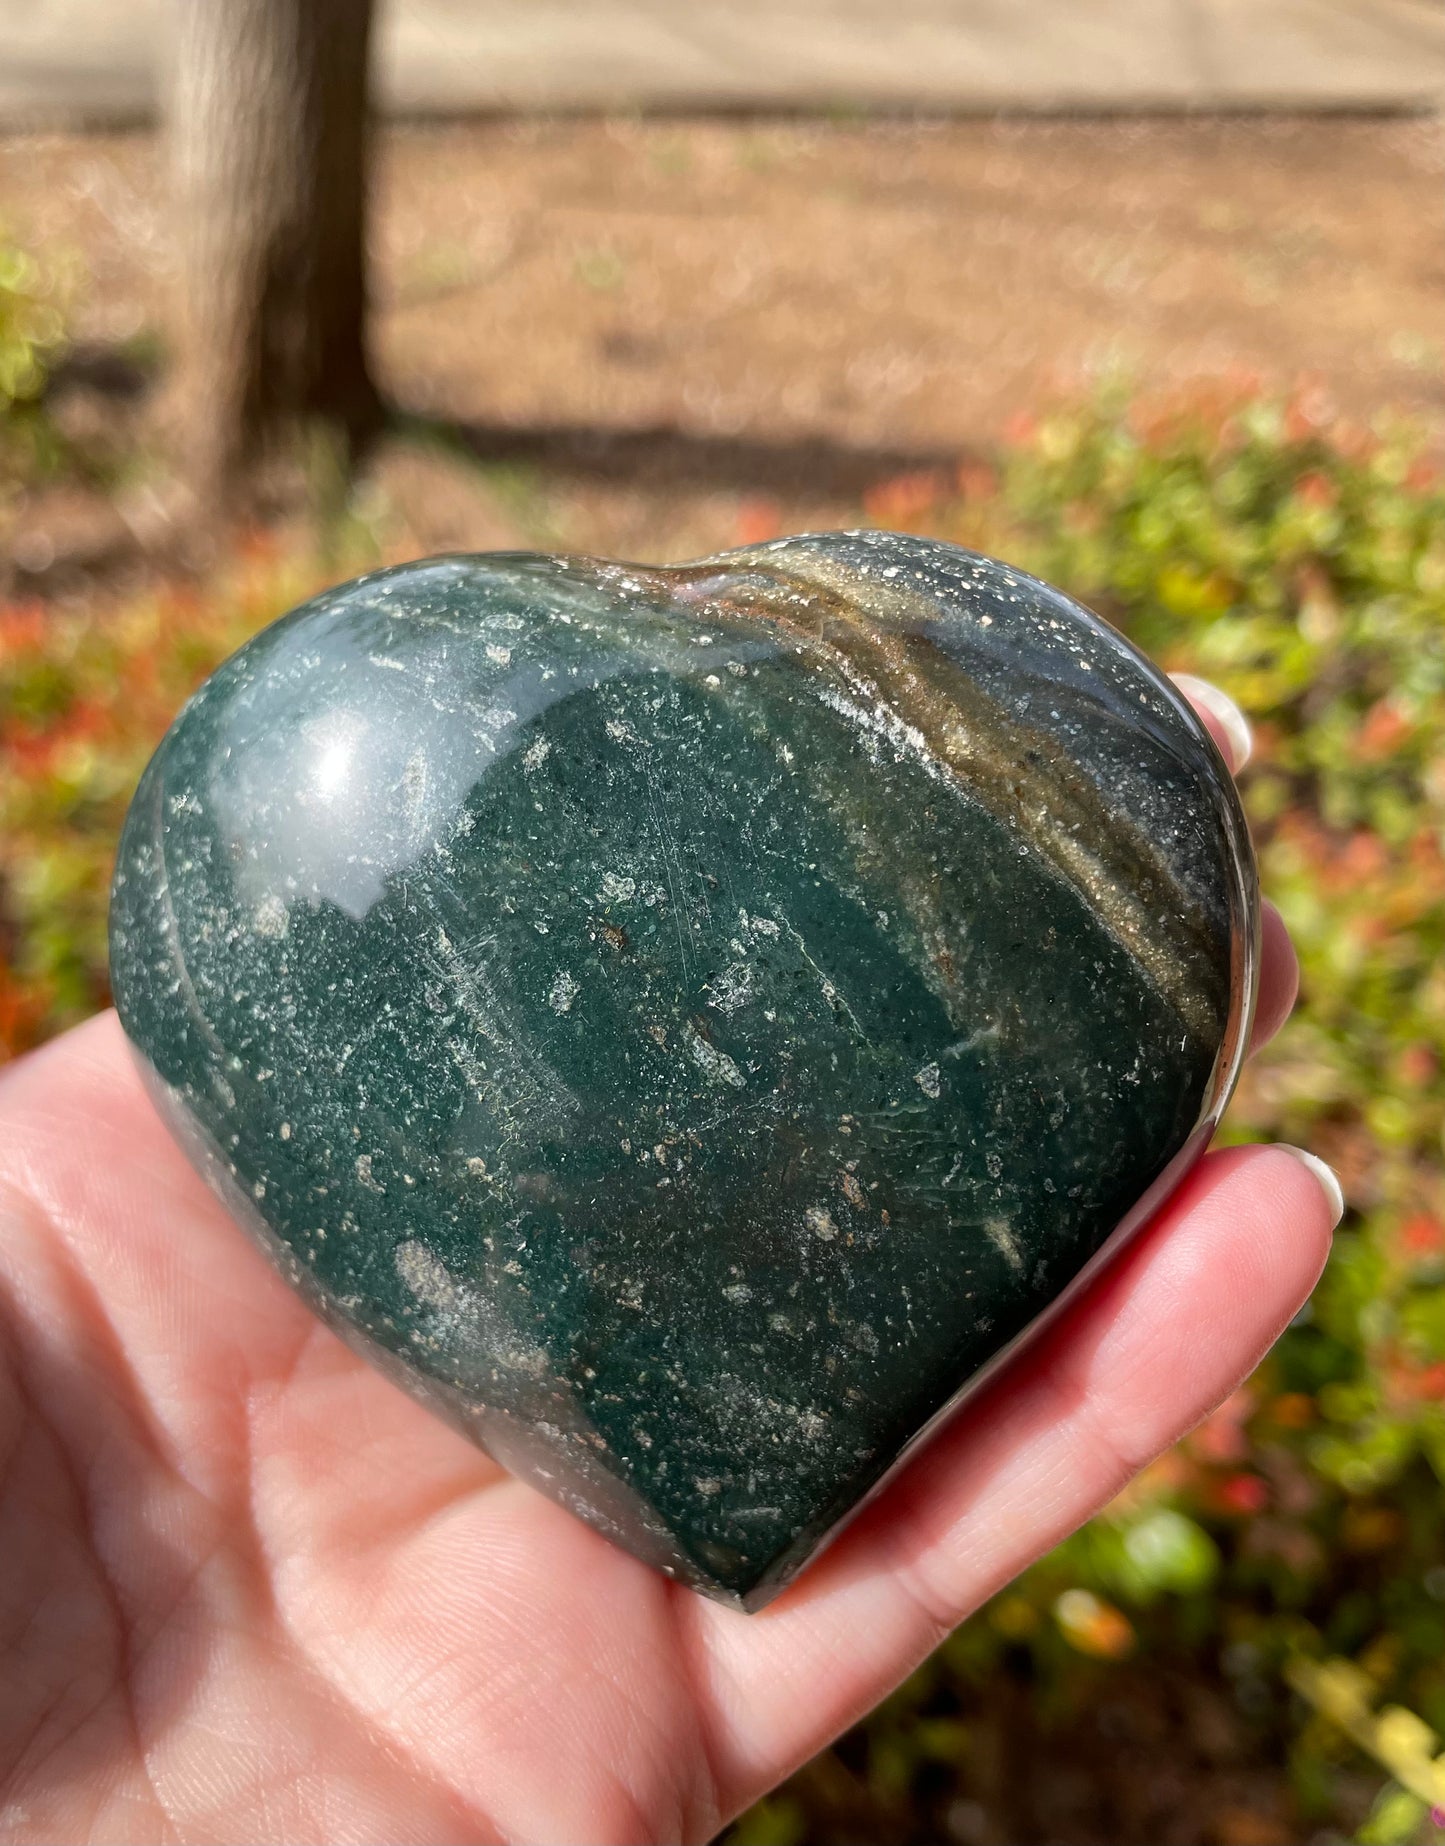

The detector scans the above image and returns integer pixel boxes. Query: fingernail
[1171,674,1253,772]
[1276,1146,1345,1227]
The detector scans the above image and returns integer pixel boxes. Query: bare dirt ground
[4,112,1445,570]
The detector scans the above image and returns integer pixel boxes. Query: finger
[682,1140,1338,1814]
[1171,673,1252,775]
[1251,899,1298,1055]
[1167,675,1294,1057]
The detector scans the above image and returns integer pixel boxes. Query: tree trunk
[169,0,381,504]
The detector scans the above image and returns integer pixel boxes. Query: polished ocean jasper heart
[109,532,1256,1608]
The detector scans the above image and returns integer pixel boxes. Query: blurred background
[3,2,1445,1841]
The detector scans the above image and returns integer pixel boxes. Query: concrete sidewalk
[4,0,1445,128]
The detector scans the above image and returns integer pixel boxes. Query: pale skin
[0,690,1338,1845]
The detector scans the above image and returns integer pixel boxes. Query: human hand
[0,683,1338,1844]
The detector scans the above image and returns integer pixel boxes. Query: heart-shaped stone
[110,533,1255,1607]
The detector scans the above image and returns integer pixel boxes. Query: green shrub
[0,235,71,490]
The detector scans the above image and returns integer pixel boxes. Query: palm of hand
[0,791,1328,1846]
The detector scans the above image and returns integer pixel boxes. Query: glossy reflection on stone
[109,533,1258,1607]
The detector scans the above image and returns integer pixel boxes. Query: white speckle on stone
[279,1121,291,1140]
[254,893,289,938]
[804,1205,838,1241]
[355,1153,384,1192]
[522,736,551,771]
[400,746,429,832]
[394,1238,462,1311]
[549,970,581,1014]
[705,960,754,1015]
[685,1028,746,1089]
[985,1217,1025,1272]
[694,1476,722,1496]
[600,871,636,903]
[485,643,512,666]
[915,1061,942,1099]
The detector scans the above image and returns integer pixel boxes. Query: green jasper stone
[109,532,1257,1608]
